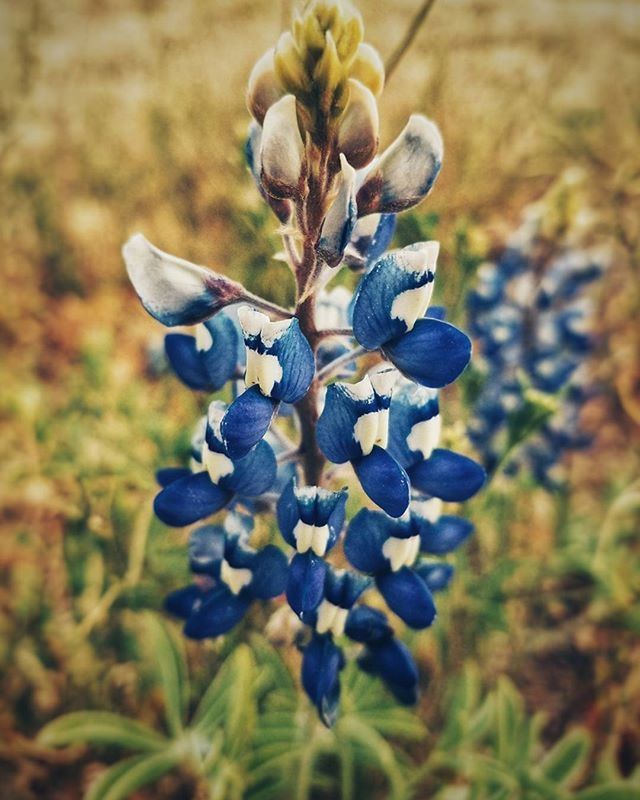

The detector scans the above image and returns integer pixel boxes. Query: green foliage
[37,616,258,799]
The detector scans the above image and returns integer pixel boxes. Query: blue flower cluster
[466,201,603,484]
[122,0,486,726]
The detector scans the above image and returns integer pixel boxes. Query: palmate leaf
[85,750,182,800]
[37,711,168,752]
[144,613,188,737]
[336,716,407,800]
[538,727,591,788]
[193,643,256,745]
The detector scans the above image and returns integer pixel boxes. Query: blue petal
[123,234,243,327]
[164,333,213,390]
[317,155,357,268]
[275,478,299,549]
[241,315,314,404]
[387,384,439,469]
[415,561,455,592]
[301,634,345,727]
[344,508,403,574]
[154,472,232,527]
[183,585,251,639]
[365,214,397,265]
[383,318,471,388]
[358,638,419,705]
[317,383,369,463]
[415,515,474,554]
[249,545,288,599]
[199,314,241,390]
[408,449,486,501]
[272,318,315,403]
[221,386,278,460]
[189,525,227,574]
[156,467,191,487]
[286,552,328,618]
[353,446,411,517]
[345,605,394,644]
[223,440,277,497]
[352,245,437,349]
[324,568,371,609]
[164,585,202,620]
[376,567,437,629]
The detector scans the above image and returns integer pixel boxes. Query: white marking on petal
[220,560,253,595]
[369,364,398,398]
[354,410,381,456]
[343,375,374,401]
[237,306,267,337]
[411,497,443,523]
[315,599,349,637]
[406,414,442,459]
[391,283,434,330]
[293,521,331,556]
[202,446,234,483]
[382,534,421,571]
[245,349,283,396]
[195,323,213,352]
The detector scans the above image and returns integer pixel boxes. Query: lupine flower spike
[466,172,605,485]
[123,0,485,727]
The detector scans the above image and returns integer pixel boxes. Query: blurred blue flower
[467,207,603,483]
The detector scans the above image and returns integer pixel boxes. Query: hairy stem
[291,131,336,486]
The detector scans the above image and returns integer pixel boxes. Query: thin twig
[317,327,354,339]
[317,345,367,381]
[277,446,302,464]
[242,290,294,319]
[385,0,439,82]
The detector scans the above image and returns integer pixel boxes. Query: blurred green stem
[385,0,438,81]
[75,496,153,638]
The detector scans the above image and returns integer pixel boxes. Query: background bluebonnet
[466,180,605,487]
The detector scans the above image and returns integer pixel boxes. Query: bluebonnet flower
[220,306,315,459]
[276,479,347,617]
[153,402,277,526]
[466,192,604,483]
[124,0,484,727]
[164,313,240,392]
[165,524,287,639]
[317,365,412,517]
[352,241,472,387]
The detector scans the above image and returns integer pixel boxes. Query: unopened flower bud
[318,154,357,267]
[357,114,443,216]
[246,48,283,125]
[337,78,378,169]
[260,94,305,200]
[274,32,309,95]
[350,42,385,97]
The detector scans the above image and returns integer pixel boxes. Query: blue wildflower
[165,525,287,639]
[154,402,277,527]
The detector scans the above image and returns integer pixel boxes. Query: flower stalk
[122,0,486,727]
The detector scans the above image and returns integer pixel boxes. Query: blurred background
[0,0,639,797]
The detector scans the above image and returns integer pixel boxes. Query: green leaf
[540,727,591,787]
[85,755,148,800]
[574,785,640,800]
[85,750,182,800]
[145,613,187,736]
[38,711,168,752]
[495,677,525,764]
[337,716,407,800]
[194,644,256,748]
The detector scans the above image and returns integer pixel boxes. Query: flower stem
[317,345,367,382]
